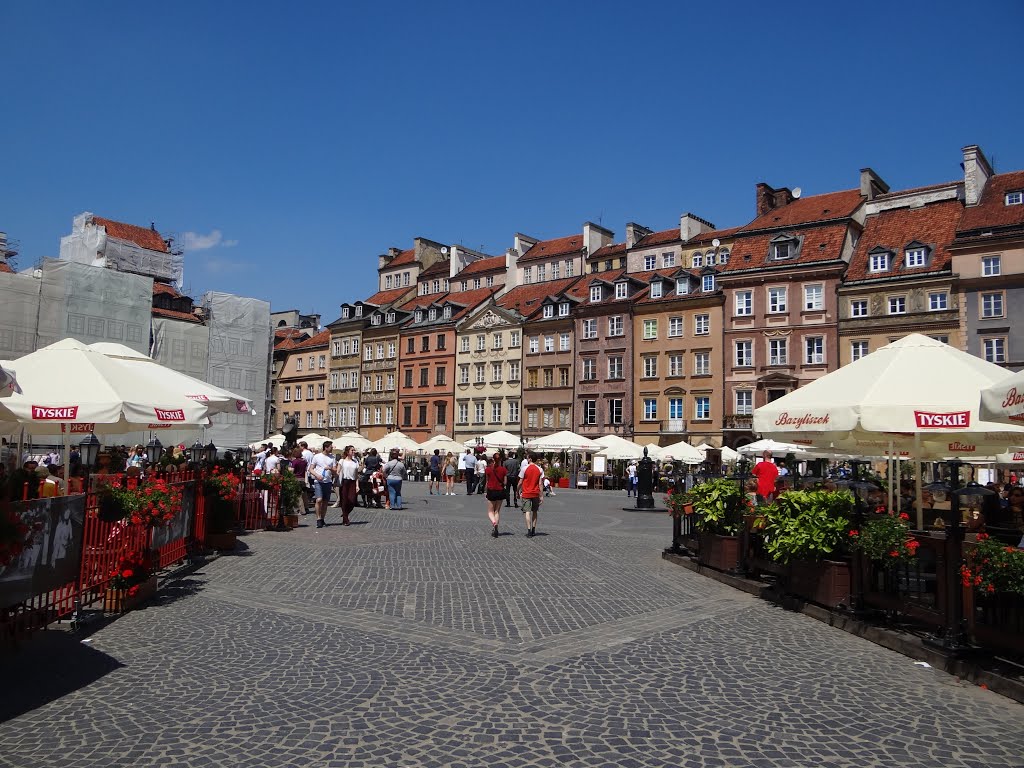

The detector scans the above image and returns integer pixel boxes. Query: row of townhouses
[271,145,1024,449]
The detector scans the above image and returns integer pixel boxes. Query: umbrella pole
[914,433,923,531]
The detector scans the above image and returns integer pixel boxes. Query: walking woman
[383,449,407,510]
[444,452,457,496]
[338,445,359,526]
[484,452,508,538]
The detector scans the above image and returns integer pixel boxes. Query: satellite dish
[792,187,802,199]
[440,246,449,255]
[712,238,721,248]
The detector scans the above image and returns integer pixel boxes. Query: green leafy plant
[664,488,694,519]
[961,534,1024,596]
[849,512,920,568]
[760,489,854,564]
[546,465,565,482]
[689,478,748,535]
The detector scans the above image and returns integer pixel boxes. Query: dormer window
[590,285,602,302]
[415,310,423,322]
[692,253,703,268]
[904,244,928,269]
[1006,191,1023,206]
[676,278,690,295]
[419,284,427,295]
[428,308,437,320]
[386,312,395,323]
[868,249,891,273]
[650,281,663,299]
[614,282,628,300]
[355,306,363,317]
[718,249,730,264]
[461,281,467,291]
[385,275,393,289]
[342,307,350,319]
[443,305,452,319]
[643,255,656,270]
[771,237,796,260]
[542,304,554,319]
[432,280,440,293]
[558,302,569,317]
[371,314,382,326]
[702,274,715,292]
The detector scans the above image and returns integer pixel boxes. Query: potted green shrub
[689,478,748,571]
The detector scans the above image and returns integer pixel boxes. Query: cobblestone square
[2,485,1022,767]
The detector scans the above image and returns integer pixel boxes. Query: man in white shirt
[264,446,282,474]
[457,449,467,482]
[308,441,337,529]
[463,449,478,495]
[254,443,269,472]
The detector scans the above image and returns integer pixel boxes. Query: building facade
[274,330,330,433]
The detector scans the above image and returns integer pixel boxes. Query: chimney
[625,222,651,248]
[962,144,993,206]
[505,248,520,289]
[583,221,613,257]
[859,168,890,200]
[679,213,714,243]
[514,233,538,256]
[756,183,795,216]
[378,247,402,271]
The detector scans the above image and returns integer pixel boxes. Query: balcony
[723,414,753,431]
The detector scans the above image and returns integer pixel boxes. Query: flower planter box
[698,533,740,572]
[104,575,158,614]
[206,531,238,552]
[787,559,851,609]
[283,513,300,528]
[557,478,570,488]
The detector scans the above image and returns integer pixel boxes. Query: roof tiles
[958,171,1024,234]
[384,248,417,268]
[518,234,583,264]
[721,223,850,273]
[496,276,583,319]
[93,216,168,253]
[363,286,414,306]
[458,255,506,278]
[288,329,331,351]
[739,189,863,233]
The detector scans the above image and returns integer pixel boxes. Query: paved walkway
[2,485,1022,767]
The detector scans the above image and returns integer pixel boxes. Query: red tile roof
[721,223,851,273]
[845,198,963,282]
[0,262,13,274]
[565,269,627,301]
[418,260,450,279]
[496,276,583,318]
[93,216,168,252]
[458,255,506,278]
[151,306,203,324]
[153,281,183,298]
[633,224,742,249]
[384,248,417,268]
[288,329,331,351]
[589,242,626,260]
[275,328,308,341]
[518,234,583,264]
[364,286,414,306]
[739,189,864,233]
[688,225,743,245]
[447,286,498,320]
[873,180,959,200]
[398,292,450,311]
[958,171,1024,234]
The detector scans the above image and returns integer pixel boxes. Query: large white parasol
[526,430,604,452]
[370,430,421,455]
[592,435,647,461]
[658,440,705,464]
[463,430,523,450]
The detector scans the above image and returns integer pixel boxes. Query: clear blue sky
[2,1,1022,324]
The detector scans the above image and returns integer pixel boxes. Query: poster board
[593,455,607,475]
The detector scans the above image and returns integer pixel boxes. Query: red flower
[122,569,134,579]
[898,513,910,521]
[128,585,139,597]
[848,530,859,538]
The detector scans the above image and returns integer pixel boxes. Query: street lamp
[203,441,218,465]
[237,445,253,469]
[146,436,164,466]
[79,432,101,470]
[189,439,204,465]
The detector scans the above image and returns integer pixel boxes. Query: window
[851,340,869,361]
[768,287,787,313]
[332,340,341,356]
[644,255,657,270]
[371,315,381,326]
[850,300,868,317]
[650,282,663,299]
[804,284,824,311]
[508,401,519,423]
[491,362,502,382]
[402,405,412,427]
[529,336,539,353]
[559,332,570,351]
[443,305,452,319]
[329,408,337,427]
[984,337,1006,364]
[643,398,658,420]
[702,275,715,293]
[735,290,752,316]
[355,306,363,317]
[582,319,597,339]
[928,292,948,311]
[869,252,890,272]
[769,339,787,366]
[362,407,370,425]
[386,312,396,324]
[474,278,482,290]
[476,334,486,351]
[609,399,623,425]
[537,264,546,281]
[362,376,371,392]
[694,314,709,335]
[543,369,553,387]
[407,338,415,354]
[608,356,623,379]
[523,267,533,284]
[342,339,350,355]
[475,364,485,383]
[982,292,1004,318]
[527,408,538,428]
[583,399,597,425]
[735,340,752,367]
[735,390,753,416]
[461,336,470,352]
[558,301,570,317]
[375,375,383,392]
[461,281,468,291]
[668,353,683,377]
[694,351,710,376]
[668,317,683,337]
[317,383,325,399]
[982,255,1001,276]
[330,372,339,390]
[642,356,657,378]
[615,282,629,299]
[805,336,824,365]
[590,285,602,302]
[560,367,569,387]
[295,385,303,401]
[510,331,521,348]
[718,249,730,265]
[403,272,410,287]
[375,406,384,424]
[283,387,291,402]
[542,408,553,428]
[643,319,658,339]
[427,308,436,321]
[306,412,313,429]
[385,275,393,289]
[420,367,429,387]
[342,307,350,319]
[296,357,303,372]
[491,402,502,423]
[528,369,538,388]
[552,262,560,280]
[508,361,520,381]
[1006,191,1023,206]
[388,342,396,358]
[376,343,385,360]
[662,252,675,267]
[492,333,502,350]
[309,356,316,370]
[475,403,485,423]
[437,334,446,349]
[692,254,703,268]
[459,365,469,384]
[352,339,359,355]
[676,278,690,295]
[930,335,949,344]
[543,304,554,319]
[608,316,623,336]
[888,296,906,315]
[905,247,927,268]
[694,397,710,420]
[458,403,469,424]
[543,335,554,352]
[436,367,446,386]
[566,260,574,277]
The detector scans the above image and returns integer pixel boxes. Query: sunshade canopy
[592,435,647,460]
[463,430,523,450]
[658,440,705,464]
[526,430,605,452]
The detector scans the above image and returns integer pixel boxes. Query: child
[370,467,389,509]
[543,475,555,497]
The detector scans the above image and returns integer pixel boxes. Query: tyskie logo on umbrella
[32,405,79,420]
[153,408,186,422]
[947,441,977,453]
[914,410,970,429]
[186,394,210,401]
[235,400,250,413]
[62,423,96,433]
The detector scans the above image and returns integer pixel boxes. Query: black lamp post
[146,436,163,468]
[189,439,204,466]
[203,441,217,465]
[237,445,253,471]
[79,432,100,470]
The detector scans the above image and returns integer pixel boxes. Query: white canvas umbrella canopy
[593,435,647,460]
[641,443,665,460]
[419,435,467,455]
[88,342,256,416]
[658,440,705,464]
[334,431,374,452]
[299,433,330,446]
[526,430,604,452]
[371,431,421,455]
[251,434,286,450]
[696,442,741,463]
[737,438,812,457]
[980,369,1024,426]
[463,430,523,450]
[0,365,20,397]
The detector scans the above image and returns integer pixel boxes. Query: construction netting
[59,212,184,287]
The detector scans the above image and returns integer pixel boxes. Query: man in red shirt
[517,452,543,538]
[751,450,779,503]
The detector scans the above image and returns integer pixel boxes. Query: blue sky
[2,1,1023,323]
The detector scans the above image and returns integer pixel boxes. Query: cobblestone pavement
[3,485,1023,767]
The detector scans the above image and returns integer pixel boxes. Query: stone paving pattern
[2,485,1023,767]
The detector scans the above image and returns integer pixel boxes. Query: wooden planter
[206,531,238,552]
[787,559,851,609]
[283,513,300,528]
[104,576,158,613]
[698,533,741,572]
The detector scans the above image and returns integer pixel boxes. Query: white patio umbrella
[737,438,812,457]
[641,443,665,460]
[371,430,421,455]
[88,342,256,415]
[593,435,646,460]
[334,431,374,452]
[526,430,604,452]
[299,432,330,446]
[463,430,523,450]
[419,435,467,456]
[658,440,705,464]
[0,364,20,397]
[980,369,1024,426]
[695,442,741,463]
[251,434,286,450]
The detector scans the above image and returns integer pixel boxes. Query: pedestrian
[484,452,508,538]
[428,449,442,495]
[309,440,336,529]
[626,461,637,497]
[299,441,315,509]
[338,445,359,526]
[751,450,780,504]
[263,446,282,474]
[463,448,478,495]
[457,449,467,483]
[290,448,311,513]
[383,448,407,510]
[361,448,383,508]
[444,452,457,495]
[518,451,543,538]
[503,451,521,508]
